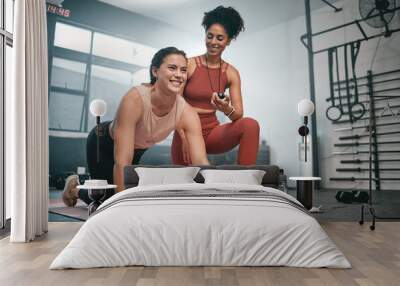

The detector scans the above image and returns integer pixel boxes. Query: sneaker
[62,174,79,207]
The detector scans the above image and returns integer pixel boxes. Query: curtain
[7,0,48,242]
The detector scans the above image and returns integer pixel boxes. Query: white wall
[227,23,303,182]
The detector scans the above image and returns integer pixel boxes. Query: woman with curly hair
[171,6,260,165]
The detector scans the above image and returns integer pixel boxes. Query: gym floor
[304,188,400,221]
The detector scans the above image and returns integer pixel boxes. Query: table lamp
[89,99,107,163]
[86,99,111,215]
[297,99,315,162]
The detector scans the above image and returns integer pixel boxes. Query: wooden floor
[0,222,399,286]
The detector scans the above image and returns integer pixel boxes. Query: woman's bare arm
[211,65,242,120]
[211,65,243,121]
[226,65,243,120]
[177,104,209,165]
[174,57,197,164]
[112,89,143,192]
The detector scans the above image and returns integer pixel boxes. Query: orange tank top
[134,85,186,149]
[184,56,229,110]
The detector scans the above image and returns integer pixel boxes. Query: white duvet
[50,183,351,269]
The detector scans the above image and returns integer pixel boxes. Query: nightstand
[289,177,321,211]
[77,181,117,215]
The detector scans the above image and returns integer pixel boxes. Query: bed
[50,165,350,269]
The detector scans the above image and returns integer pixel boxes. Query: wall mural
[48,1,273,194]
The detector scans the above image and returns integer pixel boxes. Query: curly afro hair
[202,6,245,40]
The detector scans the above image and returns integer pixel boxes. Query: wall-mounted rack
[302,0,400,181]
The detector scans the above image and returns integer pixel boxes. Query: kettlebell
[353,191,369,203]
[335,191,354,204]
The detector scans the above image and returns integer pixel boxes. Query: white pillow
[135,167,200,186]
[200,169,266,185]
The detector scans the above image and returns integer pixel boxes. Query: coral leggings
[171,112,260,165]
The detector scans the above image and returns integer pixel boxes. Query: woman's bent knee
[240,117,260,133]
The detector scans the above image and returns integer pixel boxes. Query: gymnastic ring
[349,102,366,121]
[326,106,343,122]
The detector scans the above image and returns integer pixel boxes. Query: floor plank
[0,222,399,286]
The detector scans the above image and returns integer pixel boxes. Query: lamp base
[87,188,108,215]
[88,201,102,215]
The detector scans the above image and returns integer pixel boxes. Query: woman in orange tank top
[171,6,260,165]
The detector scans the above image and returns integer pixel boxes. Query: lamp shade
[90,99,107,117]
[297,99,315,116]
